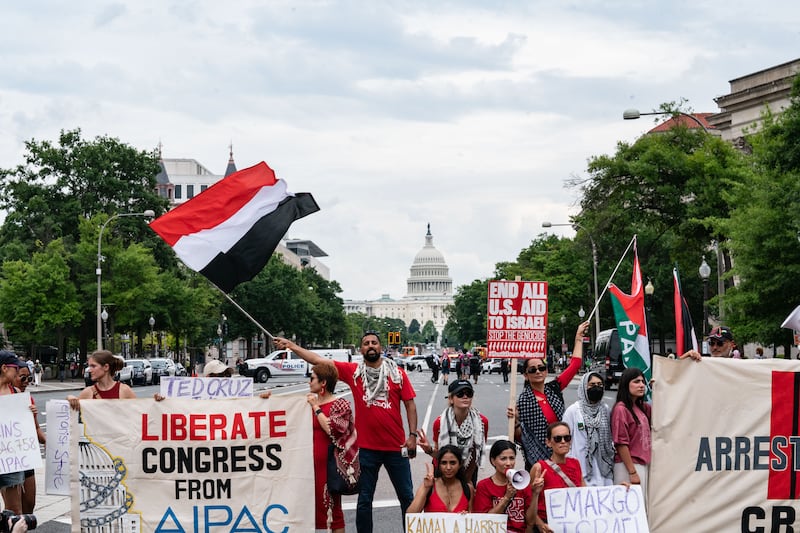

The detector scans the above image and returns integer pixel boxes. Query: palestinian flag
[150,161,319,292]
[673,267,698,355]
[607,240,651,382]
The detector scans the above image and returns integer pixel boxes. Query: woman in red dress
[407,444,473,514]
[306,362,357,533]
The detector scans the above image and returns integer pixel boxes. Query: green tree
[0,240,82,356]
[421,320,438,343]
[450,279,488,346]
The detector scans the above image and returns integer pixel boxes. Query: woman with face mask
[561,372,614,486]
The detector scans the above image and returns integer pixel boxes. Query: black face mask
[586,387,604,403]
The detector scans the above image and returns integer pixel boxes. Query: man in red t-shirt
[277,332,418,533]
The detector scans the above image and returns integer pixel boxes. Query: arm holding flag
[556,321,591,388]
[274,337,328,366]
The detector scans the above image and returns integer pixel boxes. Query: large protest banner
[405,513,507,532]
[0,391,43,476]
[649,357,800,531]
[71,395,313,533]
[544,485,648,532]
[487,280,548,358]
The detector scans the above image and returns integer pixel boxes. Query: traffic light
[388,331,401,345]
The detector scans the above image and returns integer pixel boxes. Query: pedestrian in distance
[562,372,614,487]
[0,351,26,513]
[306,361,358,533]
[500,358,509,383]
[13,364,46,514]
[417,379,488,485]
[529,422,585,533]
[67,350,136,410]
[468,351,481,384]
[407,445,473,514]
[33,360,42,386]
[611,367,651,504]
[440,351,450,386]
[507,321,590,470]
[473,439,540,533]
[275,332,418,533]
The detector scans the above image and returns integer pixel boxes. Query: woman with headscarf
[562,372,614,486]
[507,321,590,470]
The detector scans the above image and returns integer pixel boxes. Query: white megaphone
[505,468,531,490]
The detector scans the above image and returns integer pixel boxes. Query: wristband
[409,432,418,438]
[314,409,323,416]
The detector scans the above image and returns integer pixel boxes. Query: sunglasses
[454,389,474,398]
[17,375,33,383]
[551,434,572,443]
[526,365,548,374]
[708,339,727,347]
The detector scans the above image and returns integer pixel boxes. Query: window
[174,184,182,199]
[201,185,208,192]
[187,185,195,198]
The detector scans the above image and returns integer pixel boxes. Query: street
[28,366,607,533]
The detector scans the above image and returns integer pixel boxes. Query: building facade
[344,225,454,336]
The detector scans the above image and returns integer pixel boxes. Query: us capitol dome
[343,225,454,336]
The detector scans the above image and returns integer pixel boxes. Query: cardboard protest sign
[71,395,313,533]
[159,376,253,399]
[487,280,548,358]
[649,357,800,531]
[0,391,42,475]
[45,399,71,495]
[544,485,648,532]
[405,512,508,532]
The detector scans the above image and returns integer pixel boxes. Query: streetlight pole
[699,256,711,354]
[543,221,600,341]
[101,308,109,352]
[149,315,155,358]
[96,210,155,350]
[560,315,567,353]
[622,109,712,133]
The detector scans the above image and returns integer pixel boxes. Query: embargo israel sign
[487,280,548,358]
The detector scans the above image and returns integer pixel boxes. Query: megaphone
[505,468,531,490]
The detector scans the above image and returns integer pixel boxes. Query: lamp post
[101,308,109,352]
[543,221,600,341]
[96,210,155,349]
[622,109,711,133]
[699,256,711,353]
[644,279,655,355]
[217,323,223,359]
[560,315,567,353]
[149,315,155,358]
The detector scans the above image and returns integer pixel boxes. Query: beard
[364,349,381,363]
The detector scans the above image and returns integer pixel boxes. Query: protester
[611,367,651,502]
[0,351,25,513]
[440,351,450,386]
[529,422,585,532]
[417,379,488,484]
[473,439,539,533]
[203,359,233,377]
[33,360,42,386]
[468,351,481,384]
[275,332,418,533]
[562,372,614,486]
[507,321,590,469]
[307,362,357,533]
[500,358,509,383]
[755,347,765,359]
[13,365,46,514]
[407,445,473,514]
[708,325,736,358]
[67,350,136,409]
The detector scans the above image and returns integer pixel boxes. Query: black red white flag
[673,266,698,355]
[150,161,319,292]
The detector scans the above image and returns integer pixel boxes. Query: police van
[241,348,352,383]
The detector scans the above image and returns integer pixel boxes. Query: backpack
[34,363,42,373]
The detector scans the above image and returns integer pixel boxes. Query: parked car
[482,358,503,374]
[125,359,153,386]
[240,349,351,383]
[397,355,426,372]
[174,363,188,376]
[589,328,624,389]
[84,355,133,386]
[149,358,176,384]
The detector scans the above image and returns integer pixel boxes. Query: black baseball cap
[448,379,473,395]
[708,326,733,341]
[0,351,21,368]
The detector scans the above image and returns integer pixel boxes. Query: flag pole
[586,234,637,323]
[209,282,276,340]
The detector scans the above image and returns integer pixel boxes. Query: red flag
[150,162,319,292]
[673,267,698,355]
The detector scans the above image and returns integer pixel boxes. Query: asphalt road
[29,367,612,533]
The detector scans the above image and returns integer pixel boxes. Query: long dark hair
[426,445,471,505]
[615,367,649,425]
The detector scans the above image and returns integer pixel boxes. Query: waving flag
[673,267,698,355]
[150,162,319,292]
[607,240,651,381]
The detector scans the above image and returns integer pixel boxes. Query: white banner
[544,485,648,532]
[45,399,71,495]
[650,357,800,531]
[0,391,42,474]
[405,512,507,532]
[159,376,253,399]
[71,395,313,533]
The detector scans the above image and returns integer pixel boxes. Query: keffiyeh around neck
[577,372,614,480]
[438,406,485,470]
[354,357,402,403]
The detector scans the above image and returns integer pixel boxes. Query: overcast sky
[1,1,797,301]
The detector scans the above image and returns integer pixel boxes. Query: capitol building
[344,225,454,335]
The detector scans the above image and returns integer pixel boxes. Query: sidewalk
[29,377,86,393]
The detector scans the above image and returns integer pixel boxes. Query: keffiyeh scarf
[577,373,614,480]
[354,358,403,404]
[437,406,485,470]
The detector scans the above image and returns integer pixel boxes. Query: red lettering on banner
[209,413,227,439]
[138,411,288,441]
[768,371,800,499]
[270,411,287,438]
[487,280,548,358]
